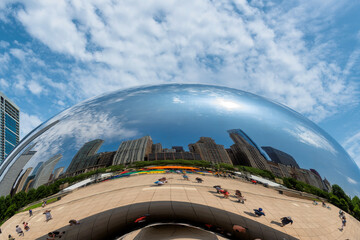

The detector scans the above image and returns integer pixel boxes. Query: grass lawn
[21,197,59,212]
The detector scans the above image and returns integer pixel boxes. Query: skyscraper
[0,92,20,165]
[261,146,299,168]
[189,137,232,165]
[227,129,271,171]
[113,136,153,165]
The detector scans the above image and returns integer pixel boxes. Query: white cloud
[20,112,42,138]
[343,131,360,169]
[0,78,9,88]
[0,0,357,123]
[28,80,43,95]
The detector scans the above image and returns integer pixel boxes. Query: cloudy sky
[0,0,359,167]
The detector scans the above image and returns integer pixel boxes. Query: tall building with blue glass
[0,92,20,165]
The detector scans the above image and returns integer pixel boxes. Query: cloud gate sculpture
[0,84,359,239]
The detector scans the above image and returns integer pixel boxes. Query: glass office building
[0,92,20,165]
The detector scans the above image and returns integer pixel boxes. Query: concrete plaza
[1,173,359,239]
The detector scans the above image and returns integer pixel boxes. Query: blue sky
[0,0,359,168]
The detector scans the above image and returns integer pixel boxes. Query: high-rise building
[261,146,299,168]
[228,129,270,171]
[0,92,20,165]
[66,139,104,174]
[113,136,153,165]
[189,137,232,165]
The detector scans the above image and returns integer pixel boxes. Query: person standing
[44,210,52,221]
[29,209,33,217]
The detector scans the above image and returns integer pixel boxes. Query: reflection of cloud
[173,97,184,104]
[285,125,336,154]
[347,177,357,185]
[29,104,139,164]
[343,131,360,169]
[216,98,241,110]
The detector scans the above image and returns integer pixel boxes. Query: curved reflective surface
[0,84,359,196]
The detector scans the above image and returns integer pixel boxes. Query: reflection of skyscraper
[172,146,184,152]
[66,139,104,174]
[0,92,20,165]
[261,146,299,168]
[0,120,59,180]
[33,154,62,189]
[228,129,270,171]
[152,143,162,153]
[50,167,64,181]
[0,144,36,196]
[189,137,232,165]
[14,167,33,194]
[113,136,153,165]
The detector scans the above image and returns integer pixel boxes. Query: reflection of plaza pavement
[1,173,359,239]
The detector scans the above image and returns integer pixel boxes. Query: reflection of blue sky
[2,84,360,196]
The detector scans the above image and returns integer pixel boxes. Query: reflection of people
[16,225,24,236]
[235,190,246,203]
[339,210,345,219]
[222,189,229,199]
[47,231,65,240]
[8,235,15,240]
[254,208,265,217]
[23,222,30,231]
[213,185,222,193]
[44,210,52,221]
[280,217,293,227]
[196,177,203,183]
[339,216,346,231]
[183,174,189,181]
[69,219,80,226]
[233,224,247,233]
[29,209,33,217]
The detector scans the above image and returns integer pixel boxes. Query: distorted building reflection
[262,146,299,168]
[189,137,232,165]
[227,129,270,171]
[113,136,152,165]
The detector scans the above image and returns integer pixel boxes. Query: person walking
[280,217,293,227]
[29,209,33,217]
[339,216,346,231]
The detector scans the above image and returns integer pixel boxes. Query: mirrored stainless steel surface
[0,84,359,196]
